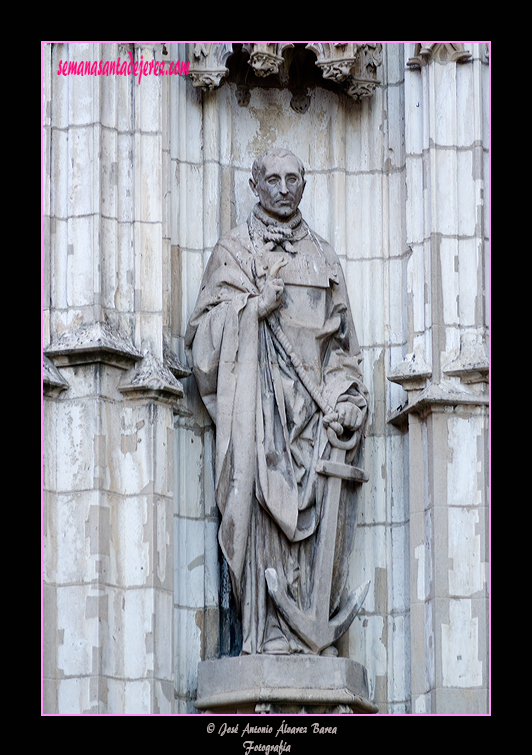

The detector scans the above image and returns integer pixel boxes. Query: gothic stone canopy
[188,43,383,103]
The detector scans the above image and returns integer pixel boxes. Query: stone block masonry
[42,42,489,714]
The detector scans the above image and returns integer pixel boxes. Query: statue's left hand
[335,401,364,431]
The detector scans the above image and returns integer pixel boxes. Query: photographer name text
[206,719,339,753]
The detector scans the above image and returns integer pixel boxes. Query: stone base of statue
[194,655,378,714]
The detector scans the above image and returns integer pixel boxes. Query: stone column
[43,42,184,714]
[388,43,489,713]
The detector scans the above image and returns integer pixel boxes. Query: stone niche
[188,42,383,112]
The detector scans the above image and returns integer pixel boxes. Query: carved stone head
[249,148,306,221]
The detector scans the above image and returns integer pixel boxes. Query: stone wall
[42,42,489,714]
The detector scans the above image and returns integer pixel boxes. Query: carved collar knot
[248,203,309,254]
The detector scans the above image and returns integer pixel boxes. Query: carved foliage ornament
[307,42,382,99]
[407,43,472,67]
[188,42,382,101]
[189,42,233,89]
[242,43,294,78]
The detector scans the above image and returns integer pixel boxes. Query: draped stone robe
[185,210,368,654]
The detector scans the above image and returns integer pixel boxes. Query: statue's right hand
[258,276,285,319]
[257,257,287,319]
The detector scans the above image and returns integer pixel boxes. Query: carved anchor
[265,425,369,654]
[260,256,370,654]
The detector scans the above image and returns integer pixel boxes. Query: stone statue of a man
[185,148,368,656]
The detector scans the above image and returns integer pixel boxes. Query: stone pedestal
[195,656,378,714]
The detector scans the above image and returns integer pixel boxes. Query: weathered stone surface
[42,355,69,396]
[44,320,141,369]
[42,42,490,715]
[186,149,370,659]
[195,655,378,713]
[189,43,382,101]
[118,350,184,402]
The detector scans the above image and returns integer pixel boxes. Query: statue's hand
[335,401,364,431]
[258,257,287,319]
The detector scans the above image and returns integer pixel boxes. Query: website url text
[57,51,189,84]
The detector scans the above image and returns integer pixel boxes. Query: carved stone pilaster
[163,335,190,380]
[242,43,293,78]
[388,378,489,427]
[307,42,382,100]
[44,320,187,405]
[443,338,489,385]
[407,43,472,67]
[42,355,69,398]
[188,42,233,89]
[44,319,142,370]
[387,341,488,427]
[387,350,432,393]
[118,349,185,405]
[308,42,362,81]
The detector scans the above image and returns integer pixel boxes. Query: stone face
[42,42,490,715]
